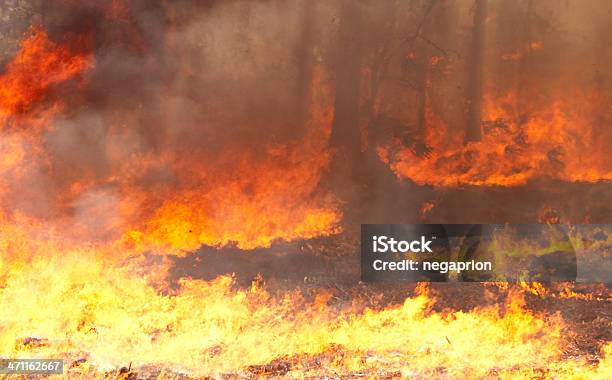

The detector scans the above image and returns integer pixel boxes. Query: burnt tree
[294,0,316,130]
[465,0,487,143]
[330,0,364,178]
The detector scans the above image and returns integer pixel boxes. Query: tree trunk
[330,0,364,177]
[516,0,533,114]
[294,0,316,130]
[465,0,487,143]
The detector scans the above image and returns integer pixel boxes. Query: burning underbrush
[0,2,610,379]
[0,209,610,378]
[1,245,610,378]
[379,91,612,187]
[0,25,341,255]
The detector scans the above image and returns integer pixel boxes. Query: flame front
[1,240,610,377]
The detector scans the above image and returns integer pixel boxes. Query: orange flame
[0,22,609,379]
[0,27,92,123]
[380,91,612,187]
[120,66,341,252]
[0,26,340,255]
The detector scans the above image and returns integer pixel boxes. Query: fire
[0,8,609,378]
[120,65,341,252]
[1,243,610,378]
[0,248,590,377]
[379,91,612,187]
[0,25,340,254]
[0,27,91,122]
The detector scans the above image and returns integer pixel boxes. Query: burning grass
[0,206,608,378]
[0,214,609,378]
[0,246,610,378]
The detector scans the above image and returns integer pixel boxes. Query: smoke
[0,0,345,256]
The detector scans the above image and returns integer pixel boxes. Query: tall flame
[0,27,91,122]
[0,26,340,255]
[123,68,340,251]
